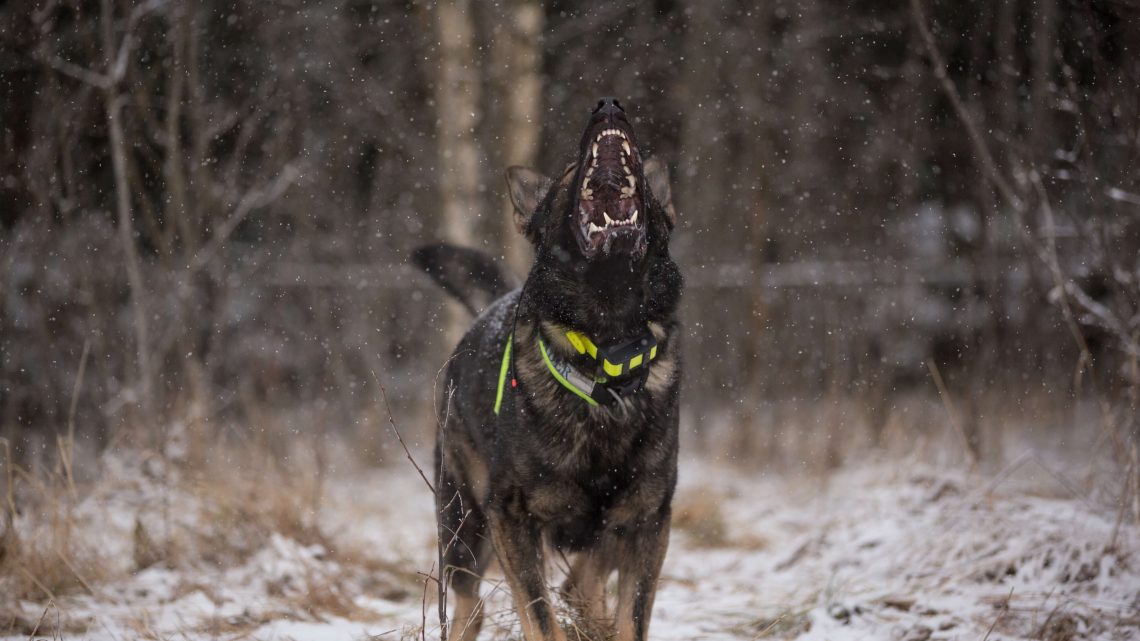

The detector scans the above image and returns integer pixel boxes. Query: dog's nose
[593,97,625,116]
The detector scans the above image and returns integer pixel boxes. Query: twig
[910,0,1023,213]
[421,562,434,641]
[1107,451,1135,553]
[926,359,977,468]
[1034,174,1098,392]
[60,339,91,500]
[187,162,304,274]
[66,339,91,449]
[19,567,59,603]
[441,507,478,571]
[432,351,467,641]
[25,600,53,641]
[57,549,97,596]
[751,612,788,640]
[982,587,1014,641]
[41,56,109,88]
[370,370,434,495]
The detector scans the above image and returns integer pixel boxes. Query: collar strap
[493,332,513,415]
[539,337,601,406]
[494,326,660,414]
[564,328,659,379]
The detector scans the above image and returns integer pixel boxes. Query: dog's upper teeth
[622,140,631,156]
[626,175,636,189]
[592,142,599,158]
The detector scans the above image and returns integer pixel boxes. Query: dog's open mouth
[575,99,646,259]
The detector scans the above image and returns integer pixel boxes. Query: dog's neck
[523,244,679,345]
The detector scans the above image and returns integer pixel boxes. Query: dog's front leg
[488,504,567,641]
[615,519,670,641]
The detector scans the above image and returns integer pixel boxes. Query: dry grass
[671,490,731,548]
[0,438,107,604]
[0,408,421,637]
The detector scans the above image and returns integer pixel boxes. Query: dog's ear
[643,158,676,228]
[506,166,552,236]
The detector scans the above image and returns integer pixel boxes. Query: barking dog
[414,97,682,641]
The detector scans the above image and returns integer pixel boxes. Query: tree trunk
[434,0,483,341]
[1030,0,1057,157]
[492,0,544,276]
[102,0,155,429]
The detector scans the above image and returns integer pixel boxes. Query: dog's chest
[526,471,635,551]
[520,435,670,549]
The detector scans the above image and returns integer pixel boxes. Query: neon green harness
[493,327,659,413]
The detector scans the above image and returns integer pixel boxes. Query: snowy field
[3,449,1137,641]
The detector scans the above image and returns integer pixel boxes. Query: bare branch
[42,56,109,89]
[910,0,1024,213]
[187,162,303,273]
[371,370,435,495]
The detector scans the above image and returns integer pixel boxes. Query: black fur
[412,243,517,316]
[416,100,682,641]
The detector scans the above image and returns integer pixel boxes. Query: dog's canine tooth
[604,212,614,226]
[622,140,631,155]
[631,208,638,224]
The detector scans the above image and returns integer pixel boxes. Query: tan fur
[448,593,485,641]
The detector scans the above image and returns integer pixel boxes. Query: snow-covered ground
[3,451,1137,641]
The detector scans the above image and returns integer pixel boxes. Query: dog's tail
[412,243,518,316]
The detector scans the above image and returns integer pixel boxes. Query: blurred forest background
[1,0,1138,470]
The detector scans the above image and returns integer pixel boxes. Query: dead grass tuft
[0,438,107,604]
[0,411,419,634]
[734,606,813,639]
[671,487,769,550]
[671,489,730,548]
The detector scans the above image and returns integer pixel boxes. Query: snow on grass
[2,451,1137,640]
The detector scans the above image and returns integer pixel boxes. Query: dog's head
[507,98,675,264]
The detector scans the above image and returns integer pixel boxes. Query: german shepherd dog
[414,98,682,641]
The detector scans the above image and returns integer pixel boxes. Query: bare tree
[434,0,484,341]
[490,0,544,275]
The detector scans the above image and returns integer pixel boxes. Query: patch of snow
[3,452,1137,641]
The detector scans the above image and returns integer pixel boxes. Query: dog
[414,97,682,641]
